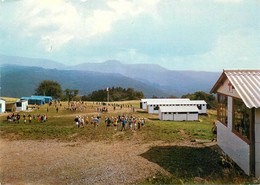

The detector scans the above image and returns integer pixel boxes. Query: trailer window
[16,102,22,107]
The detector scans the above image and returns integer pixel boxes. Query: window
[154,105,159,110]
[197,105,202,110]
[233,99,250,141]
[217,94,228,125]
[16,102,22,107]
[169,112,172,114]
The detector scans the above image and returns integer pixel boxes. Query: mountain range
[0,55,221,98]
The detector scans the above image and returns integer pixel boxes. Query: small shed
[0,99,6,113]
[31,96,52,103]
[15,100,28,111]
[158,106,199,121]
[210,69,260,177]
[21,97,45,105]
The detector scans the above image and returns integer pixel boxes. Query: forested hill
[0,65,170,98]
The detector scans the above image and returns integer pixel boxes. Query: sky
[0,0,259,71]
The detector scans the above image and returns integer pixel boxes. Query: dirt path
[0,139,169,184]
[0,139,216,184]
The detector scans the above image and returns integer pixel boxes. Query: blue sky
[0,0,259,71]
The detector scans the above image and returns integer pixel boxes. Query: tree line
[81,87,144,101]
[35,81,215,107]
[35,80,144,101]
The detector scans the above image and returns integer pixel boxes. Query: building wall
[0,101,6,113]
[174,113,187,121]
[255,108,260,177]
[187,113,198,121]
[16,101,28,111]
[217,97,250,175]
[199,104,207,114]
[148,105,159,114]
[217,79,240,99]
[143,102,147,109]
[159,112,162,120]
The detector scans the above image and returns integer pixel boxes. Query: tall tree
[35,80,62,99]
[64,89,79,102]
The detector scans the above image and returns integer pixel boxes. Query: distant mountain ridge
[0,65,170,98]
[0,55,66,69]
[0,55,221,97]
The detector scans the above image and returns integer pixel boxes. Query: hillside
[0,65,170,98]
[70,60,221,95]
[0,55,221,96]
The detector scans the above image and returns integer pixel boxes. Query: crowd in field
[7,113,48,123]
[75,115,145,131]
[62,101,136,113]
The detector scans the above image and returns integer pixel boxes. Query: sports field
[0,100,258,184]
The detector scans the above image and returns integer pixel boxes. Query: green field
[0,100,258,184]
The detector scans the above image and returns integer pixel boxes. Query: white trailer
[158,106,199,121]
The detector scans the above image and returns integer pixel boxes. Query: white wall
[255,108,260,177]
[199,104,207,114]
[143,102,147,109]
[174,113,187,121]
[148,105,159,114]
[16,101,28,111]
[187,113,198,121]
[217,96,250,175]
[0,100,6,113]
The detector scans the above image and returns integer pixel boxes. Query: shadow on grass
[140,145,250,182]
[148,118,160,121]
[136,110,148,114]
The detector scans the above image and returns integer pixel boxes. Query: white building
[0,99,6,113]
[15,100,28,111]
[140,99,158,109]
[210,69,260,177]
[141,98,207,114]
[159,106,199,121]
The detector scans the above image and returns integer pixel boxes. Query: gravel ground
[0,139,170,184]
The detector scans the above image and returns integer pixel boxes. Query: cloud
[214,0,243,3]
[109,29,260,72]
[8,0,160,52]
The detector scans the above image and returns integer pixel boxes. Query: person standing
[114,118,118,130]
[121,118,126,131]
[81,116,85,128]
[28,114,32,123]
[211,121,217,141]
[75,116,79,128]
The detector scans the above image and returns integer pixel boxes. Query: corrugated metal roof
[141,98,190,103]
[224,70,260,108]
[159,106,199,113]
[143,98,207,105]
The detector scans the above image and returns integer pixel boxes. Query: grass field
[0,100,259,184]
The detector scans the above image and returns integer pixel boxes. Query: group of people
[64,101,88,111]
[74,114,145,131]
[96,107,108,113]
[7,113,48,123]
[105,115,145,131]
